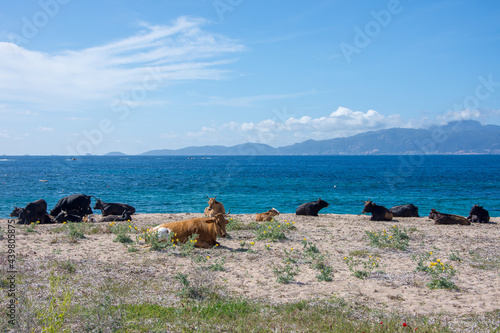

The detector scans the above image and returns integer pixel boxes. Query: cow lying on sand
[362,200,393,221]
[204,196,226,217]
[94,199,136,216]
[151,213,229,248]
[11,199,53,224]
[428,209,470,225]
[467,205,490,223]
[256,208,280,221]
[99,211,132,222]
[296,198,329,216]
[50,194,93,217]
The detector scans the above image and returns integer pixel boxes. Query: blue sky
[1,0,499,155]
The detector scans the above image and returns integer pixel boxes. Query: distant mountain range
[108,120,500,156]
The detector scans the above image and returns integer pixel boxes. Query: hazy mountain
[139,120,500,156]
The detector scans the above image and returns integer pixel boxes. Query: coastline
[2,212,500,328]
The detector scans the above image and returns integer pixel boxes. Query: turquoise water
[0,155,498,218]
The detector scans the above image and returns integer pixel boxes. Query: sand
[2,212,500,322]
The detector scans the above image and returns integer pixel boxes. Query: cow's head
[317,198,329,208]
[207,213,229,238]
[268,208,280,216]
[469,205,483,215]
[9,206,21,217]
[93,199,103,210]
[362,200,374,213]
[207,196,218,207]
[428,209,438,219]
[17,208,32,224]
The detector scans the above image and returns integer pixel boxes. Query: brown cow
[204,196,226,217]
[428,209,470,225]
[255,208,280,222]
[151,213,229,248]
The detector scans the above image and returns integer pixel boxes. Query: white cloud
[233,107,409,145]
[438,109,481,123]
[0,16,244,111]
[179,107,411,148]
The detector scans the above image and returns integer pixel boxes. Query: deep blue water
[0,155,498,218]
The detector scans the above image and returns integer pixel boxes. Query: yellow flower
[250,242,254,245]
[284,219,287,222]
[206,256,210,259]
[376,258,379,260]
[139,237,142,240]
[127,220,130,222]
[135,227,138,230]
[344,256,347,260]
[430,251,433,255]
[292,221,295,224]
[304,238,307,241]
[286,222,289,225]
[437,259,441,262]
[291,247,294,251]
[216,244,219,247]
[267,244,270,247]
[450,265,453,269]
[389,236,393,239]
[440,262,444,266]
[173,244,176,247]
[393,225,396,228]
[36,221,40,224]
[176,239,179,242]
[129,225,132,228]
[263,231,266,234]
[278,225,281,228]
[63,221,66,224]
[268,226,272,229]
[369,255,372,258]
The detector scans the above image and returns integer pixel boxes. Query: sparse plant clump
[255,219,295,242]
[273,262,300,284]
[238,240,256,253]
[344,255,380,279]
[411,251,458,289]
[302,239,333,282]
[365,225,409,251]
[67,223,85,240]
[207,257,226,271]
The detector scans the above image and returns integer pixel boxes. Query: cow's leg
[194,240,214,248]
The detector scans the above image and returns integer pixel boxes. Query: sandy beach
[1,212,500,330]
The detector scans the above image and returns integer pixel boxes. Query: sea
[0,155,498,218]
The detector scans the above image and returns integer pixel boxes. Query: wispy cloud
[0,16,245,111]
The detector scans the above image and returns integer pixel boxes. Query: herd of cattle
[8,195,492,248]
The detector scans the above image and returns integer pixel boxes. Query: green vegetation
[255,218,295,242]
[365,225,410,251]
[343,255,381,279]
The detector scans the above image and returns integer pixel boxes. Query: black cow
[390,204,419,217]
[14,199,52,224]
[428,209,470,225]
[53,211,83,223]
[9,207,21,217]
[99,211,132,222]
[93,199,136,216]
[296,198,329,216]
[362,200,393,221]
[467,205,490,223]
[50,194,93,217]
